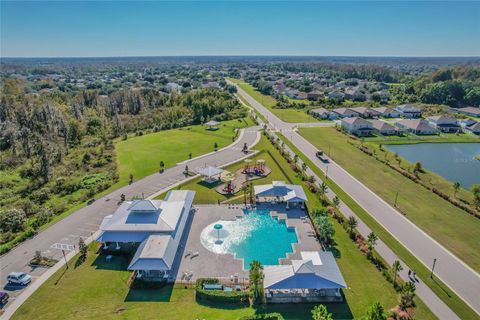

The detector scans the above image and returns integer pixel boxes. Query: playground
[215,159,272,195]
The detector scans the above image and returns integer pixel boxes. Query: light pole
[325,165,329,180]
[62,249,69,269]
[430,258,437,278]
[394,192,399,208]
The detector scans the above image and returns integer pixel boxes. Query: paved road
[233,83,480,317]
[0,126,260,312]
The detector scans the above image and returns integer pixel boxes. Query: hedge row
[240,313,285,320]
[195,278,249,303]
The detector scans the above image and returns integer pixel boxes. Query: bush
[240,313,285,320]
[195,278,249,303]
[0,208,27,233]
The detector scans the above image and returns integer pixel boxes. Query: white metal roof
[128,234,176,271]
[254,181,307,202]
[264,251,346,290]
[197,166,224,178]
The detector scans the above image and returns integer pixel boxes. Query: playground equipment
[255,159,266,175]
[223,173,236,194]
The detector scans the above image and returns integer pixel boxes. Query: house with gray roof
[330,107,359,119]
[263,251,346,303]
[309,107,330,120]
[453,106,480,118]
[464,121,480,135]
[97,190,195,281]
[372,107,401,118]
[349,107,379,119]
[427,115,460,133]
[396,119,437,135]
[395,104,422,118]
[371,120,397,135]
[341,117,374,136]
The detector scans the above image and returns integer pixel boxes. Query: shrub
[240,313,285,320]
[195,278,249,303]
[0,208,27,233]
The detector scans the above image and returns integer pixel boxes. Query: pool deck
[174,203,322,283]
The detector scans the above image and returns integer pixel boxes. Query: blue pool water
[200,209,298,269]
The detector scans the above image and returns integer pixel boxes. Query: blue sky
[1,1,479,57]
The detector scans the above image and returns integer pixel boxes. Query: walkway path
[0,126,261,318]
[232,81,480,319]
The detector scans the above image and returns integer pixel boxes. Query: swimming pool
[200,209,298,269]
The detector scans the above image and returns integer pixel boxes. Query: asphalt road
[233,83,480,316]
[0,126,260,310]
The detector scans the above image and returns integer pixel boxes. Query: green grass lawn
[228,78,318,123]
[299,127,480,274]
[114,118,252,187]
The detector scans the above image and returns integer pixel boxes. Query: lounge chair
[191,251,199,258]
[184,251,192,258]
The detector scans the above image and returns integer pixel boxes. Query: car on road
[315,150,329,163]
[0,291,9,306]
[7,272,32,286]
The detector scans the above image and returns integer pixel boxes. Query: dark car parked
[0,291,9,306]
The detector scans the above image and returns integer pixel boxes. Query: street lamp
[430,258,437,278]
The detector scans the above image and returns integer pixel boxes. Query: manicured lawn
[114,118,252,187]
[228,78,318,123]
[299,127,480,273]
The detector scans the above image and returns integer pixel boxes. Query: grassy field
[114,118,252,187]
[227,78,318,123]
[279,134,477,319]
[299,127,480,273]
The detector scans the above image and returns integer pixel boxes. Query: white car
[7,272,32,286]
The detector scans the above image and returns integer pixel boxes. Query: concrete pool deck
[174,204,322,283]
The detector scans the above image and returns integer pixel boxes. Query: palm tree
[365,302,387,320]
[332,196,340,209]
[311,304,333,320]
[453,182,460,197]
[214,142,218,151]
[319,182,328,200]
[293,154,299,164]
[399,282,416,311]
[302,162,307,172]
[159,161,165,173]
[367,232,378,252]
[346,216,358,234]
[391,260,403,286]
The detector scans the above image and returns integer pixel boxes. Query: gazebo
[254,181,307,209]
[205,120,220,130]
[197,166,224,183]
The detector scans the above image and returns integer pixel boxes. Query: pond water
[386,143,480,189]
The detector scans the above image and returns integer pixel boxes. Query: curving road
[232,82,480,317]
[0,126,261,314]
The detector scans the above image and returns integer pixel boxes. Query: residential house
[97,190,195,281]
[349,107,380,119]
[307,91,324,101]
[331,108,359,119]
[328,91,345,100]
[344,87,366,101]
[310,108,330,120]
[427,115,460,133]
[453,106,480,118]
[341,117,374,136]
[371,120,397,135]
[396,119,437,135]
[395,104,422,118]
[285,89,307,100]
[372,107,401,118]
[463,121,480,135]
